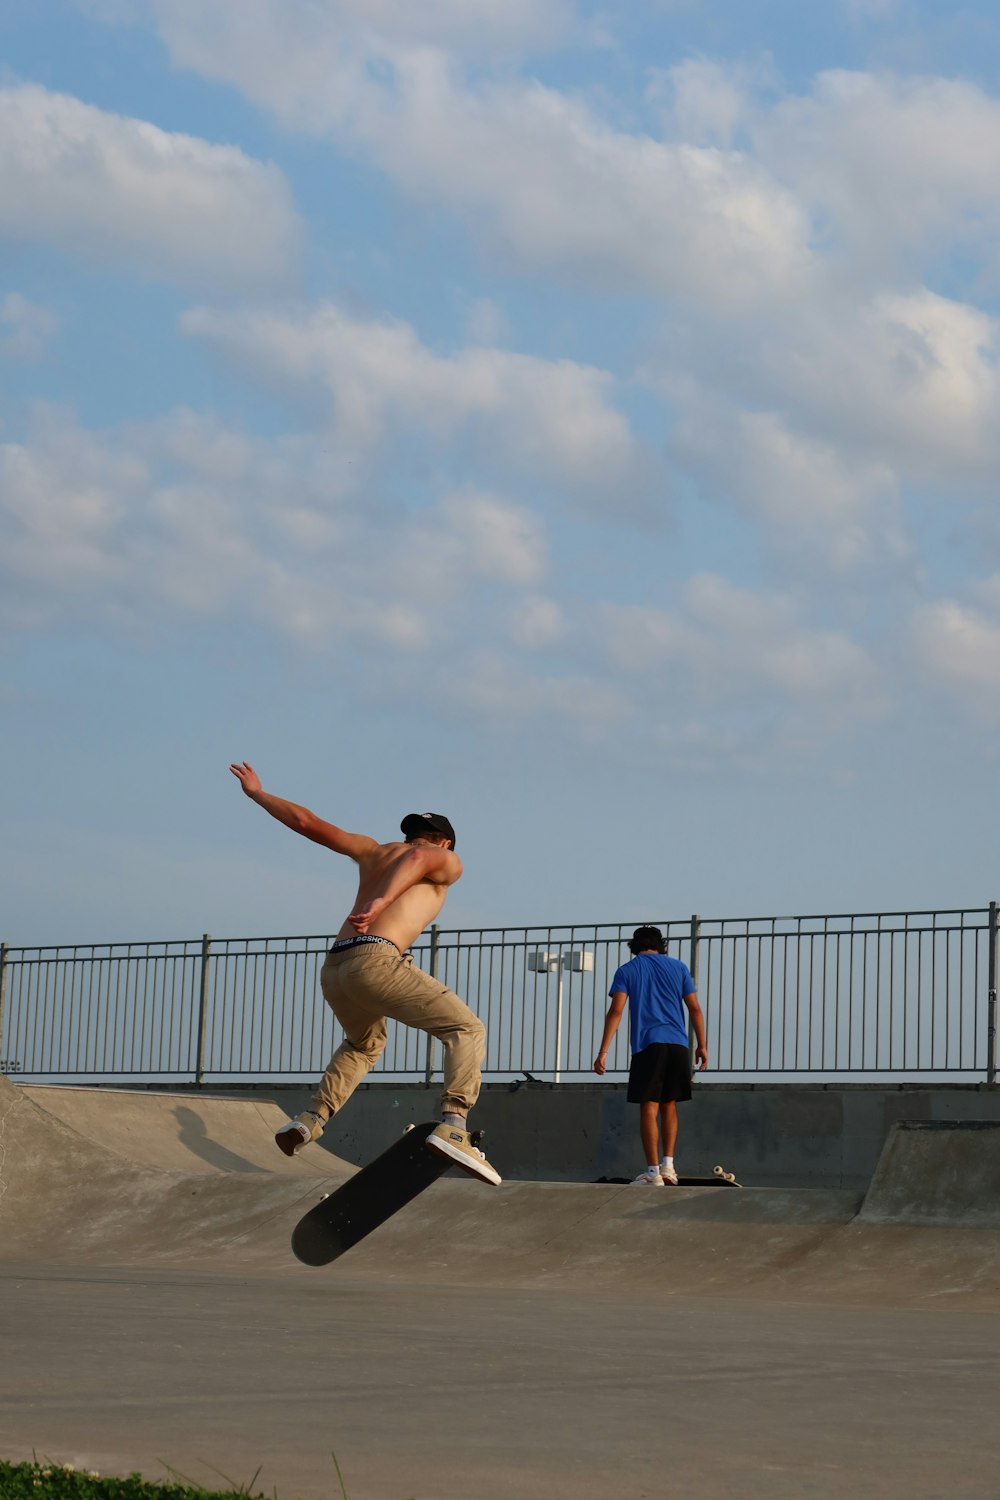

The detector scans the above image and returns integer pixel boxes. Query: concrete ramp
[5,1079,1000,1306]
[20,1084,328,1175]
[859,1120,1000,1227]
[302,1174,1000,1308]
[0,1075,349,1266]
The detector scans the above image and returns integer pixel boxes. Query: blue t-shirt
[609,953,695,1053]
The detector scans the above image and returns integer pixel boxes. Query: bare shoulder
[383,840,463,887]
[435,849,463,886]
[356,838,407,870]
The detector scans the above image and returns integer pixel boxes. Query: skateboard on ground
[594,1168,743,1187]
[291,1121,473,1266]
[712,1164,740,1185]
[671,1167,742,1187]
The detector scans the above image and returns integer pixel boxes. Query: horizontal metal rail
[1,907,996,1084]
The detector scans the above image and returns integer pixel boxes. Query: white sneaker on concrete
[631,1167,665,1187]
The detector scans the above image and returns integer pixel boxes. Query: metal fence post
[0,943,8,1068]
[553,957,565,1085]
[424,924,439,1086]
[689,914,701,986]
[194,933,212,1086]
[688,914,701,1059]
[988,902,998,1086]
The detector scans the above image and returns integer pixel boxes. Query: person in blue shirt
[594,925,708,1185]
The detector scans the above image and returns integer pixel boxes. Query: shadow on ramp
[0,1075,349,1269]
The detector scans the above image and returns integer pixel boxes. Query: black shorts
[627,1042,692,1104]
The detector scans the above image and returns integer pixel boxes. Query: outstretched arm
[348,843,462,932]
[229,762,377,860]
[594,993,628,1075]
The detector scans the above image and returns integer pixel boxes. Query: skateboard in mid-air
[291,1121,482,1266]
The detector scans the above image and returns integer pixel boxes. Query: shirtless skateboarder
[229,761,501,1185]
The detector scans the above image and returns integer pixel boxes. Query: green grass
[0,1458,357,1500]
[0,1463,281,1500]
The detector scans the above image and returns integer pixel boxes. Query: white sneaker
[631,1167,665,1187]
[660,1164,679,1186]
[275,1110,324,1157]
[425,1123,502,1185]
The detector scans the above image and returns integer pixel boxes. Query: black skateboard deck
[291,1121,452,1266]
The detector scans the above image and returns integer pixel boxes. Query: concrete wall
[147,1080,1000,1190]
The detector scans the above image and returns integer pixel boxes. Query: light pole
[528,947,594,1082]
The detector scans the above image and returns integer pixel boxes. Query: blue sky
[4,0,1000,946]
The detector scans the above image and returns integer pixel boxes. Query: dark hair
[628,925,666,955]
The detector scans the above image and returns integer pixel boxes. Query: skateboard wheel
[319,1193,330,1201]
[713,1165,725,1176]
[725,1173,736,1183]
[403,1124,415,1133]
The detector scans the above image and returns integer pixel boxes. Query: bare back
[337,841,456,950]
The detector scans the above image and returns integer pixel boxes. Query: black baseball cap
[400,812,456,848]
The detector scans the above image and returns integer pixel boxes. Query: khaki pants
[310,943,485,1121]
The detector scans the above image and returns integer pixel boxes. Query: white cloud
[0,407,555,654]
[0,408,147,612]
[437,492,545,587]
[758,70,1000,276]
[648,57,764,148]
[0,294,59,363]
[182,302,647,501]
[433,648,633,736]
[349,57,811,306]
[0,407,337,636]
[599,573,885,729]
[671,397,906,571]
[912,593,1000,698]
[647,276,1000,526]
[0,404,895,760]
[508,595,567,650]
[756,289,1000,488]
[65,14,1000,310]
[0,83,301,287]
[93,5,812,308]
[149,0,574,75]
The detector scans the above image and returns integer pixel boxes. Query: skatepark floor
[4,1263,999,1500]
[3,1081,1000,1499]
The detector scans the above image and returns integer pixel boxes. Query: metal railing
[1,905,998,1085]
